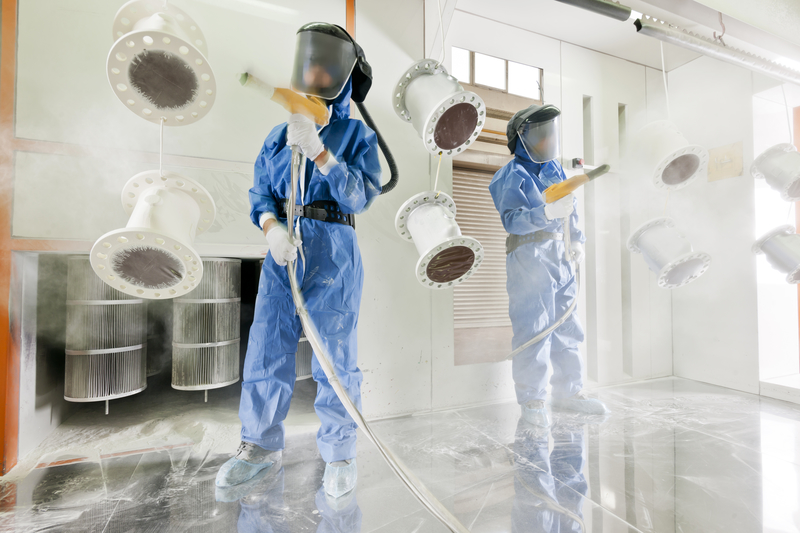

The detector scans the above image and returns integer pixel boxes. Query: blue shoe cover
[521,400,551,427]
[323,459,357,498]
[552,390,609,415]
[215,443,281,487]
[215,467,270,502]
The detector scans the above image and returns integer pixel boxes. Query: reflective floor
[2,377,800,532]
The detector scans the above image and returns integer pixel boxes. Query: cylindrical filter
[172,258,241,390]
[395,191,483,289]
[627,217,711,289]
[751,144,800,201]
[752,225,800,283]
[107,0,216,125]
[394,59,486,155]
[631,121,708,191]
[65,256,147,403]
[90,170,216,300]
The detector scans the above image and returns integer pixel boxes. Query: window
[451,47,542,99]
[474,52,506,90]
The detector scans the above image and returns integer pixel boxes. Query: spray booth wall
[12,0,787,464]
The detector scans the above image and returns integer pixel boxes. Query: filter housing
[107,0,216,125]
[394,59,485,155]
[632,120,708,192]
[752,225,800,283]
[90,170,216,300]
[64,256,147,403]
[395,191,483,289]
[627,217,711,289]
[751,144,800,201]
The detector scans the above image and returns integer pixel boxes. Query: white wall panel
[355,0,434,418]
[668,56,759,393]
[15,0,345,163]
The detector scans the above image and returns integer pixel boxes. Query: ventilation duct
[634,18,800,87]
[394,60,486,155]
[395,191,483,289]
[108,0,216,125]
[90,171,216,300]
[627,217,711,289]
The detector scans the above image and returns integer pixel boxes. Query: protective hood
[328,78,353,122]
[506,104,561,154]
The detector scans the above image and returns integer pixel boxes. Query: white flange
[752,224,800,283]
[395,191,483,289]
[107,0,216,126]
[750,144,800,201]
[632,121,708,192]
[627,217,711,289]
[393,59,485,156]
[90,171,216,299]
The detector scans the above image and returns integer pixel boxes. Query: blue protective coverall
[242,80,382,463]
[489,143,585,406]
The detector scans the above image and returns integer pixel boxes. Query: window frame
[454,48,543,100]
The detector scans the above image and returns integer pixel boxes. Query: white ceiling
[455,0,703,71]
[454,0,800,75]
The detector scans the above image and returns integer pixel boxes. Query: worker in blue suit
[489,104,608,428]
[216,22,381,499]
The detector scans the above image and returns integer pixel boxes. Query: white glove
[287,114,324,160]
[266,224,301,267]
[570,241,584,263]
[544,194,574,220]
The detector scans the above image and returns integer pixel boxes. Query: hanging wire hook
[713,12,726,46]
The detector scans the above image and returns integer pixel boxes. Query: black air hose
[355,101,399,195]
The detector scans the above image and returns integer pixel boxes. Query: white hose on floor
[285,147,472,533]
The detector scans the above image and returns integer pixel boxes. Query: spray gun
[544,164,611,261]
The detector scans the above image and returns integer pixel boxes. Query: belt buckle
[293,204,304,218]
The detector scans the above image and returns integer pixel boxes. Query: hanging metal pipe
[634,18,800,87]
[555,0,632,22]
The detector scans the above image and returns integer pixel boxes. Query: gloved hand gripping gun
[543,164,611,261]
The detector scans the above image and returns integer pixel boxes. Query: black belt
[276,199,355,228]
[506,231,563,254]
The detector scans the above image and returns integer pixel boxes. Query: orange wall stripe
[1,0,19,478]
[346,0,355,38]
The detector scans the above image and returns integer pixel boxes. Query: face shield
[291,30,357,101]
[517,115,561,163]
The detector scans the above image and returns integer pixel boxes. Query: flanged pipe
[395,191,483,289]
[627,217,711,289]
[751,144,800,201]
[631,120,708,192]
[393,59,486,156]
[107,0,216,125]
[90,170,216,300]
[753,225,800,283]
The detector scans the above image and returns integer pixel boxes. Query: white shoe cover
[552,390,609,415]
[521,400,551,427]
[323,459,357,498]
[215,443,281,487]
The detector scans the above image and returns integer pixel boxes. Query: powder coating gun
[506,163,611,361]
[240,74,471,533]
